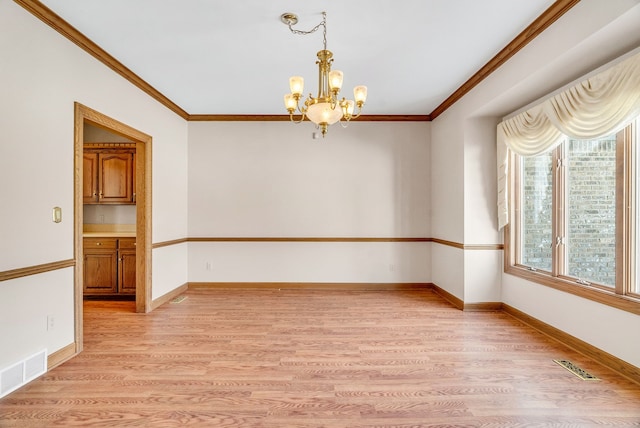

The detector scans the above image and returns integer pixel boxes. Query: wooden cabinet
[83,149,135,204]
[83,238,118,294]
[84,237,136,297]
[117,238,137,295]
[83,152,99,203]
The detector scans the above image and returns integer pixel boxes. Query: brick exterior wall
[522,154,553,271]
[567,138,616,286]
[521,137,616,286]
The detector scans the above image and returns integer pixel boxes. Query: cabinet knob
[96,242,102,246]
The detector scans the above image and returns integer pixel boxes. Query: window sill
[505,264,640,316]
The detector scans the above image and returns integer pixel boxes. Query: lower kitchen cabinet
[117,238,137,294]
[84,237,136,297]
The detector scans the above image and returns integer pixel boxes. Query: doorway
[73,102,152,353]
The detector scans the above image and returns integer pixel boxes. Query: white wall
[430,112,464,244]
[0,2,188,369]
[187,121,431,284]
[0,269,74,369]
[152,244,189,300]
[430,0,640,366]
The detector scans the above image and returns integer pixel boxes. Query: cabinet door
[84,250,118,294]
[99,152,133,203]
[83,152,99,203]
[84,238,117,294]
[118,248,136,294]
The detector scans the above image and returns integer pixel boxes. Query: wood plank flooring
[2,288,640,427]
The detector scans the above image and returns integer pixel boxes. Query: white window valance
[497,50,640,230]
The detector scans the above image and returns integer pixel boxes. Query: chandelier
[281,11,367,137]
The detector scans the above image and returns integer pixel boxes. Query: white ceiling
[40,0,555,116]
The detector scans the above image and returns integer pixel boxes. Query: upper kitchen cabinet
[83,147,136,204]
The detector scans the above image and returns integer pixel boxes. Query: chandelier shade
[281,11,367,137]
[306,102,344,126]
[289,76,304,96]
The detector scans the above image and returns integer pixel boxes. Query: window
[519,152,553,272]
[507,119,640,312]
[566,135,617,287]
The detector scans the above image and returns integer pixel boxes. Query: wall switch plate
[52,207,62,223]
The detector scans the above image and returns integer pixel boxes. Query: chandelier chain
[286,11,328,50]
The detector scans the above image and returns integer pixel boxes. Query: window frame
[505,121,640,315]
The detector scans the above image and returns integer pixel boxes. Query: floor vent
[171,295,187,304]
[553,359,599,381]
[0,349,47,398]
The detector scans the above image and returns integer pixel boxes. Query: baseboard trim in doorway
[47,342,76,370]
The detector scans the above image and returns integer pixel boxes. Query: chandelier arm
[289,111,306,124]
[291,101,310,124]
[350,105,364,120]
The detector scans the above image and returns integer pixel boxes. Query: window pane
[521,153,553,271]
[567,136,616,287]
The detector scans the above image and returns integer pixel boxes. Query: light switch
[52,207,62,223]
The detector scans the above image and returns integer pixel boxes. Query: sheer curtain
[497,51,640,229]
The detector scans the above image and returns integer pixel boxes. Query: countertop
[83,231,136,238]
[83,224,136,238]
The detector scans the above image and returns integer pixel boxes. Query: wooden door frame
[74,102,152,352]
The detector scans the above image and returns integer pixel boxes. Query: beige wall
[187,121,431,284]
[430,0,640,366]
[0,1,188,368]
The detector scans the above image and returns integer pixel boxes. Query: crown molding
[430,0,581,120]
[16,0,580,122]
[14,0,190,120]
[187,114,431,122]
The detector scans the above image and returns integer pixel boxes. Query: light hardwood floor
[2,288,640,427]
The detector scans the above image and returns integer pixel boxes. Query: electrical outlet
[47,315,55,331]
[205,262,212,271]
